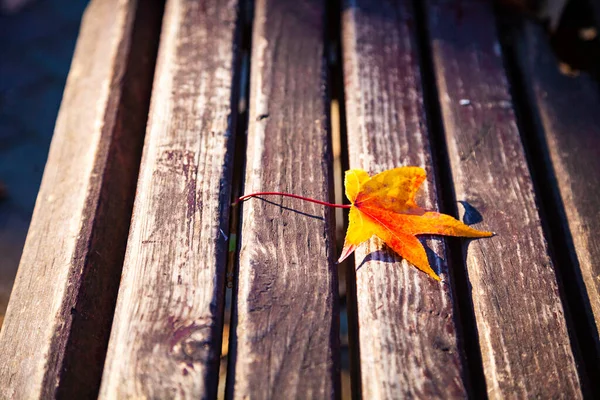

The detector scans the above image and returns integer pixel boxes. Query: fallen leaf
[339,167,493,280]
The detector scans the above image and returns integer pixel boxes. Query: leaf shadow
[355,238,445,278]
[455,200,495,263]
[458,200,483,225]
[251,197,325,221]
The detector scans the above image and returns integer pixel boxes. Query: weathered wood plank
[341,1,470,398]
[424,0,583,397]
[98,0,241,398]
[228,0,339,398]
[513,18,600,357]
[0,1,162,398]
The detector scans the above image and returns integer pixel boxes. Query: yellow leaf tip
[468,229,494,238]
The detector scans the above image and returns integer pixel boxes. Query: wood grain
[514,20,600,355]
[228,0,339,398]
[98,0,241,398]
[0,0,161,398]
[424,0,583,397]
[341,1,469,398]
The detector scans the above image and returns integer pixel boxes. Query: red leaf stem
[234,191,351,209]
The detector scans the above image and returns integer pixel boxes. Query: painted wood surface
[424,0,583,397]
[228,0,340,398]
[99,0,241,398]
[0,0,162,398]
[341,1,469,398]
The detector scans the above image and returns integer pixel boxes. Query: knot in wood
[170,323,216,364]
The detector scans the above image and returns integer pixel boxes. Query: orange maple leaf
[338,167,493,280]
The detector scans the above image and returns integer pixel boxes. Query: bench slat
[341,1,469,397]
[516,19,600,357]
[0,1,161,398]
[229,0,339,397]
[424,0,583,397]
[98,1,241,398]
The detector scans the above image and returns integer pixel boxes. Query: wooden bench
[0,0,599,398]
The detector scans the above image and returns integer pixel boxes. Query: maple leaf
[338,167,493,280]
